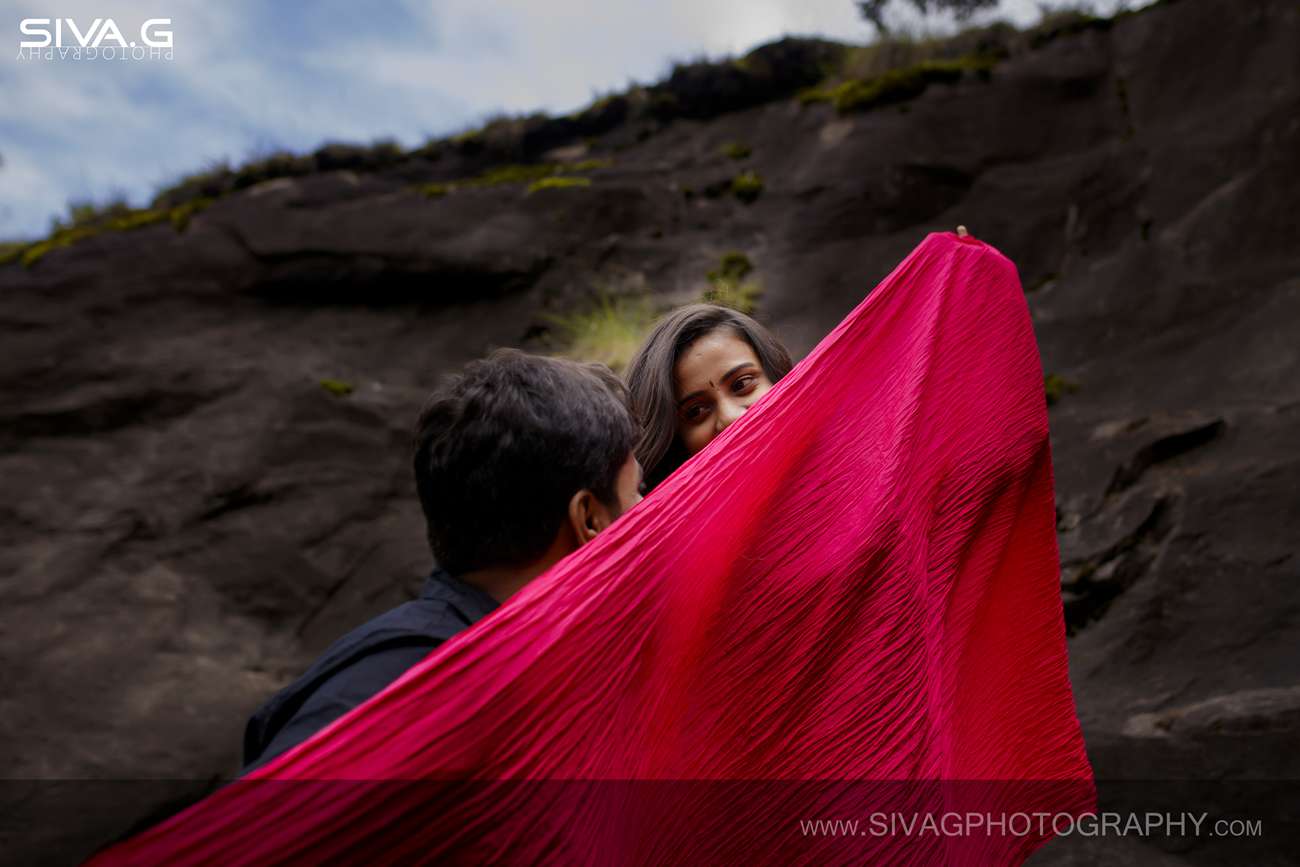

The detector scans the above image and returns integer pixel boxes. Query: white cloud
[1,0,1153,238]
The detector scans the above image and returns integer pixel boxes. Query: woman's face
[673,328,773,456]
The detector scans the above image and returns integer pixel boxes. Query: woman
[627,227,972,491]
[624,304,793,490]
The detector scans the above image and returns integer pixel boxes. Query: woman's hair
[625,304,792,490]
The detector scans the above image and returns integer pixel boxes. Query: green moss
[231,151,315,192]
[1028,10,1112,50]
[415,160,607,200]
[411,140,446,162]
[573,94,620,120]
[151,161,233,208]
[168,197,213,231]
[707,251,754,283]
[526,176,592,194]
[647,92,678,118]
[150,138,410,208]
[51,198,134,233]
[720,141,752,160]
[703,278,763,315]
[547,293,658,373]
[703,251,762,314]
[800,55,997,114]
[473,163,562,186]
[0,242,25,266]
[450,128,486,153]
[1044,373,1081,406]
[370,139,404,163]
[16,238,70,268]
[798,84,833,105]
[110,209,170,232]
[731,171,764,204]
[2,198,214,269]
[11,231,75,267]
[319,378,355,397]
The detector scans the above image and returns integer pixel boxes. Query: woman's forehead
[674,332,760,391]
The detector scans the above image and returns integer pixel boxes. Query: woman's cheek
[682,425,709,456]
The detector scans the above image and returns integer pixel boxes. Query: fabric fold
[91,231,1095,866]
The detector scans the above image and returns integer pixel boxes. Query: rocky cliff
[1,0,1296,862]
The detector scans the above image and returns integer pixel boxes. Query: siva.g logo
[17,17,173,61]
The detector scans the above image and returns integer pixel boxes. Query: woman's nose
[715,399,745,432]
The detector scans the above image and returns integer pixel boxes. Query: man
[242,349,643,770]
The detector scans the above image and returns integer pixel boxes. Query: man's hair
[412,349,637,576]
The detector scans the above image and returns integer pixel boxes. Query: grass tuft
[1044,373,1081,406]
[319,379,355,397]
[416,160,608,199]
[526,176,592,194]
[731,171,764,204]
[547,291,658,373]
[703,251,762,314]
[720,141,752,160]
[2,198,214,268]
[799,55,996,114]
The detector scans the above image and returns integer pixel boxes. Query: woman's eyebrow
[720,362,756,382]
[676,363,757,407]
[676,389,705,408]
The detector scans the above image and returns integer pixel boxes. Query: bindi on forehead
[674,333,762,398]
[677,363,758,402]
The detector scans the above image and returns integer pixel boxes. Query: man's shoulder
[357,590,467,644]
[267,574,480,705]
[315,570,496,665]
[243,571,494,766]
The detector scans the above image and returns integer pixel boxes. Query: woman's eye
[732,375,757,394]
[683,403,709,422]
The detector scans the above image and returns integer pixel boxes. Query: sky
[0,0,1143,240]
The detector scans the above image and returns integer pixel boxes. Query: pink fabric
[92,232,1095,865]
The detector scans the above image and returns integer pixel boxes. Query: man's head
[413,349,643,579]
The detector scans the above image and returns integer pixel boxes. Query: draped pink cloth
[92,232,1095,865]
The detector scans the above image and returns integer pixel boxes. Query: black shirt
[242,569,500,771]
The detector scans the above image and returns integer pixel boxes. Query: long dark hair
[625,304,793,490]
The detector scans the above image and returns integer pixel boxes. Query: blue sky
[1,0,1138,240]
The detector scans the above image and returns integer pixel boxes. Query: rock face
[1,0,1296,862]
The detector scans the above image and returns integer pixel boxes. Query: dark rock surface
[1,0,1296,862]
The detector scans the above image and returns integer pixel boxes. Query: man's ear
[567,488,613,546]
